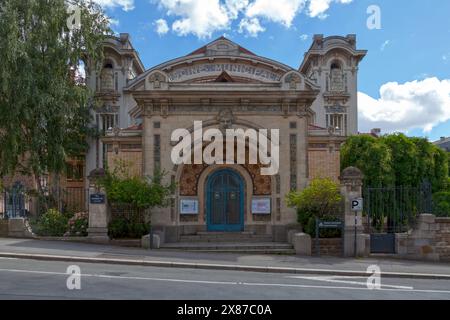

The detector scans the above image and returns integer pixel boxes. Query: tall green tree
[340,135,394,187]
[0,0,110,192]
[341,133,449,192]
[382,133,419,187]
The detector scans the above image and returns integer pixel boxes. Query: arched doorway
[206,169,244,232]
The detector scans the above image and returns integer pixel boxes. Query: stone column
[87,169,109,243]
[142,101,154,176]
[339,167,366,257]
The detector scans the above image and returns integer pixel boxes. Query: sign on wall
[180,199,199,215]
[90,193,105,204]
[252,198,271,214]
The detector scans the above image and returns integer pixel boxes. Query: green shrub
[433,192,450,217]
[108,217,150,239]
[287,178,342,234]
[36,209,68,237]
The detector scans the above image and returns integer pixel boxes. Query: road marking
[1,267,450,295]
[289,275,414,290]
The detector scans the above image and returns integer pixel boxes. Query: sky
[95,0,450,141]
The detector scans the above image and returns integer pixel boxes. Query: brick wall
[106,150,142,178]
[308,149,341,182]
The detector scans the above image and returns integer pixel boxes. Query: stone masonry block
[292,233,312,256]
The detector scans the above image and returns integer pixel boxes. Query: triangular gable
[214,71,235,83]
[187,36,256,57]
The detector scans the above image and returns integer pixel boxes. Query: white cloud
[93,0,135,11]
[154,18,169,35]
[300,33,309,41]
[245,0,305,27]
[238,18,265,37]
[308,0,352,19]
[358,77,450,134]
[154,0,352,38]
[158,0,230,38]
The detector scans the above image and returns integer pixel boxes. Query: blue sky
[97,0,450,141]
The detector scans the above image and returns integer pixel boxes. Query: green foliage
[341,133,449,192]
[341,135,394,187]
[287,178,342,219]
[108,217,150,239]
[100,160,176,210]
[0,0,110,189]
[36,209,68,237]
[287,179,342,234]
[433,192,450,217]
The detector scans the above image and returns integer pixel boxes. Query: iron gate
[3,182,30,219]
[364,181,432,253]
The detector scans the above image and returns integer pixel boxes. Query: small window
[66,163,84,182]
[290,122,297,129]
[154,121,161,129]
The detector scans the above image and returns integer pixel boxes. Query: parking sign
[351,198,363,211]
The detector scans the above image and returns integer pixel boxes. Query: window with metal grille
[101,114,119,134]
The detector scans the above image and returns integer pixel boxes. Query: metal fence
[363,181,432,234]
[1,187,89,219]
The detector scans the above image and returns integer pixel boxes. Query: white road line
[1,268,450,295]
[289,275,414,290]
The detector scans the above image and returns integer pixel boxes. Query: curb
[1,252,450,280]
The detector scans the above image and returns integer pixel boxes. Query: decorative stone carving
[148,72,167,89]
[285,73,302,89]
[330,67,345,92]
[112,127,121,137]
[217,109,234,132]
[101,67,114,91]
[325,103,346,114]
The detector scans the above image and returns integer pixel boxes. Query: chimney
[371,128,381,137]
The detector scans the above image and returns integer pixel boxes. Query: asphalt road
[1,257,450,300]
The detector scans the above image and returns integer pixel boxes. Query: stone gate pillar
[87,169,109,243]
[340,167,369,257]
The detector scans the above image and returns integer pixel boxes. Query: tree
[341,134,449,192]
[0,0,110,193]
[382,133,419,187]
[341,135,394,187]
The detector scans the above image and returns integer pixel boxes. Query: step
[179,249,296,255]
[161,242,294,251]
[180,235,274,243]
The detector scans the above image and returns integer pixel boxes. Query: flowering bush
[66,212,89,237]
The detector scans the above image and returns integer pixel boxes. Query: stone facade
[396,214,450,262]
[83,35,366,242]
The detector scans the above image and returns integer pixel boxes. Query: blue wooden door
[206,169,244,232]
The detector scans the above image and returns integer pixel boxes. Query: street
[1,257,450,300]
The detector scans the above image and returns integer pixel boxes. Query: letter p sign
[351,198,363,211]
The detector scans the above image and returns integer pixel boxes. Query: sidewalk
[1,237,450,279]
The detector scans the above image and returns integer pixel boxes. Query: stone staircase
[162,232,295,255]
